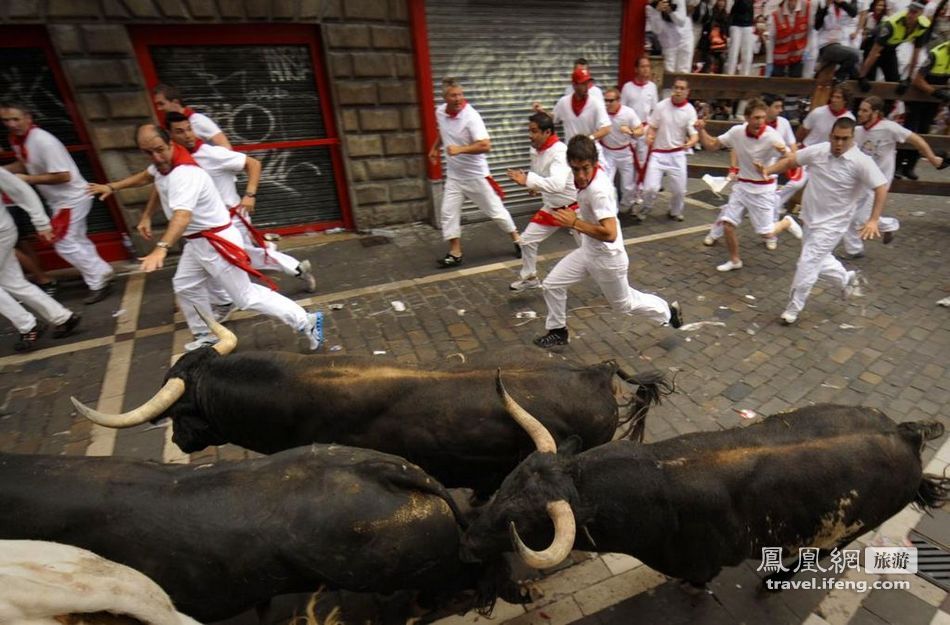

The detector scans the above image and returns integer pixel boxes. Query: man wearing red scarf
[103,125,323,352]
[620,57,659,204]
[1,102,114,304]
[428,78,522,268]
[505,112,577,292]
[536,67,610,158]
[152,84,231,149]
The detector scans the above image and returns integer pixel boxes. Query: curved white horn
[194,306,237,355]
[496,369,556,453]
[71,378,186,428]
[509,500,576,569]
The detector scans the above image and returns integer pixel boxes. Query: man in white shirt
[600,87,643,214]
[561,58,604,103]
[840,95,946,258]
[1,102,115,304]
[533,136,682,349]
[621,57,659,203]
[537,67,611,149]
[0,168,80,352]
[758,117,888,325]
[648,0,695,73]
[152,84,231,148]
[104,125,323,352]
[428,78,521,268]
[641,78,699,222]
[506,112,577,292]
[695,99,803,272]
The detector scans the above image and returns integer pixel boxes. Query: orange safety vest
[772,1,810,66]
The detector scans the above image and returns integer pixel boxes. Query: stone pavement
[0,178,948,625]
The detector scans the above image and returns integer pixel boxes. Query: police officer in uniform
[898,40,950,179]
[857,2,930,86]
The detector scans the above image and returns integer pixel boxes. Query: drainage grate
[909,529,950,592]
[359,236,391,248]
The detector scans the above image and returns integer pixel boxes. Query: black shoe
[514,242,523,259]
[898,165,919,181]
[437,253,463,268]
[882,231,895,245]
[669,301,684,329]
[14,322,46,352]
[53,313,81,339]
[533,328,569,348]
[40,280,58,297]
[83,281,112,305]
[836,251,865,260]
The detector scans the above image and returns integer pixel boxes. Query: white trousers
[601,147,638,210]
[0,226,72,333]
[642,151,687,217]
[726,26,756,76]
[542,248,671,330]
[786,223,850,316]
[173,225,308,336]
[53,197,113,290]
[662,32,695,73]
[518,220,579,280]
[231,212,300,276]
[842,193,899,255]
[440,177,516,241]
[718,185,779,236]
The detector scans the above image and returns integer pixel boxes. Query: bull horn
[496,368,556,453]
[193,306,237,355]
[70,378,186,428]
[509,500,576,569]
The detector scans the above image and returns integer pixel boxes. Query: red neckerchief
[829,105,849,117]
[864,117,883,131]
[633,78,648,87]
[577,164,601,190]
[537,134,559,152]
[181,106,195,118]
[9,124,37,164]
[671,98,689,108]
[446,101,467,119]
[187,139,205,154]
[746,123,767,139]
[571,94,588,116]
[170,142,198,169]
[767,119,778,128]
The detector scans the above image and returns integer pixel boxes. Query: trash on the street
[744,294,756,301]
[328,303,344,310]
[457,309,466,316]
[910,211,926,217]
[821,383,842,389]
[329,345,343,352]
[325,227,346,234]
[515,311,537,319]
[372,350,387,355]
[112,308,126,318]
[734,408,759,420]
[678,320,726,331]
[701,174,731,195]
[838,323,862,330]
[391,300,406,312]
[696,295,706,302]
[937,296,950,307]
[746,323,759,336]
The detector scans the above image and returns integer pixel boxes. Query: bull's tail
[915,473,949,512]
[615,369,674,443]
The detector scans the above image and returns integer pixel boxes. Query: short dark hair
[863,95,885,114]
[832,117,857,134]
[0,100,32,116]
[673,78,689,89]
[762,93,784,106]
[829,84,851,105]
[153,83,183,103]
[529,112,555,134]
[745,98,768,116]
[164,111,189,129]
[567,134,597,164]
[573,57,589,67]
[604,86,621,99]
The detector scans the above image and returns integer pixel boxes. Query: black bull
[0,445,522,622]
[460,402,949,584]
[74,350,669,497]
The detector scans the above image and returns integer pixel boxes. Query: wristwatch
[156,241,170,250]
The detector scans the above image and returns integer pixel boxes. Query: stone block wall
[0,0,430,249]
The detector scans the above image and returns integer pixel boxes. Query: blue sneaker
[306,311,324,351]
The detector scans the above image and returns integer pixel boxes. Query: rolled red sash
[530,203,579,227]
[486,176,506,200]
[185,224,277,290]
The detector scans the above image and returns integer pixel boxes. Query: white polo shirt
[648,98,698,151]
[802,105,855,147]
[0,167,49,233]
[187,111,225,143]
[620,80,658,125]
[796,143,887,230]
[552,93,610,143]
[602,105,642,151]
[15,127,88,210]
[148,162,231,235]
[191,143,247,208]
[854,119,911,183]
[525,140,576,209]
[435,102,491,179]
[718,123,786,193]
[768,116,796,150]
[577,167,623,256]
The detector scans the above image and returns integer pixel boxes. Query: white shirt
[16,127,88,210]
[435,102,491,179]
[802,105,855,146]
[602,105,641,151]
[0,167,49,233]
[854,119,911,183]
[796,143,887,229]
[148,163,231,235]
[718,124,787,193]
[577,167,624,257]
[191,143,247,208]
[187,111,225,143]
[648,98,698,151]
[552,93,610,143]
[816,1,858,47]
[620,80,658,125]
[525,140,577,210]
[768,115,797,149]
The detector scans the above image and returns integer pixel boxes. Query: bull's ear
[558,435,583,456]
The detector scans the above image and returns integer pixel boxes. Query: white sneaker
[305,311,324,351]
[716,259,743,272]
[780,311,798,325]
[510,277,541,292]
[843,270,866,299]
[297,259,317,293]
[764,238,778,251]
[703,235,717,246]
[783,215,803,240]
[184,333,219,352]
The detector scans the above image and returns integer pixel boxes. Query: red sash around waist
[530,203,579,227]
[185,224,277,290]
